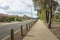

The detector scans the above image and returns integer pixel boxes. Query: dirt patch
[44,22,60,40]
[50,22,60,40]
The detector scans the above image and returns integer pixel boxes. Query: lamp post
[30,5,33,19]
[27,5,33,19]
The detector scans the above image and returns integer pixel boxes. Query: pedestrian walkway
[23,20,59,40]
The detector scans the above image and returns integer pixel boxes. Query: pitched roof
[0,13,8,17]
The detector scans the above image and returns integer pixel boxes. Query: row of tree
[33,0,59,28]
[52,10,60,22]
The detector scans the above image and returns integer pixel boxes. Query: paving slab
[23,20,59,40]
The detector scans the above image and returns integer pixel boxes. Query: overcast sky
[0,0,37,18]
[0,0,60,18]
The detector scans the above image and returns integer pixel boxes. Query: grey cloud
[0,6,9,10]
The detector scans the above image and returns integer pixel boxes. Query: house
[0,13,8,22]
[23,15,30,20]
[0,13,8,17]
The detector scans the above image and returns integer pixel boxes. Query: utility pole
[20,0,33,19]
[31,6,33,18]
[28,5,33,19]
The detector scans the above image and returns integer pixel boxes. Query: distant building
[0,13,8,22]
[0,13,8,17]
[23,15,30,20]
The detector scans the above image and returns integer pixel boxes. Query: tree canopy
[33,0,59,28]
[33,0,58,11]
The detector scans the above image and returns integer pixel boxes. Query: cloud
[55,0,60,4]
[0,6,9,10]
[0,0,37,18]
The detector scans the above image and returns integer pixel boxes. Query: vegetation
[0,16,22,22]
[0,17,7,22]
[52,10,60,22]
[37,9,46,20]
[7,16,15,22]
[33,0,59,28]
[0,15,31,22]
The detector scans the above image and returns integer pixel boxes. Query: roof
[0,13,8,17]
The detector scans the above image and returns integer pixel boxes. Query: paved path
[23,20,59,40]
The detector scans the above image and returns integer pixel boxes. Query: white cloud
[0,9,5,13]
[0,0,13,7]
[8,0,26,11]
[0,0,37,18]
[55,0,60,4]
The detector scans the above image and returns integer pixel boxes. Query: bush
[7,16,15,22]
[0,17,7,22]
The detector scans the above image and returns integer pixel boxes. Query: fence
[2,19,37,40]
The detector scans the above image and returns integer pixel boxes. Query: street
[0,20,35,40]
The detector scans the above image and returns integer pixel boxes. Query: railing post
[20,25,23,36]
[32,22,33,26]
[33,22,34,25]
[26,24,28,31]
[11,29,14,40]
[29,23,30,29]
[30,22,32,28]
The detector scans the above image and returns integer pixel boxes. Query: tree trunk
[48,6,52,28]
[46,10,49,23]
[48,0,52,28]
[48,11,52,28]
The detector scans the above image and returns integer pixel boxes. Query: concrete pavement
[23,20,59,40]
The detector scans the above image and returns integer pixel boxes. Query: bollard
[26,24,28,31]
[29,23,30,29]
[11,29,14,40]
[33,22,34,25]
[32,22,33,26]
[30,23,31,28]
[20,25,23,36]
[31,22,32,27]
[30,23,31,29]
[30,22,32,28]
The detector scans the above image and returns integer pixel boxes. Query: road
[0,19,35,40]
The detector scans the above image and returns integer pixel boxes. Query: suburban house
[0,13,8,22]
[23,15,30,20]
